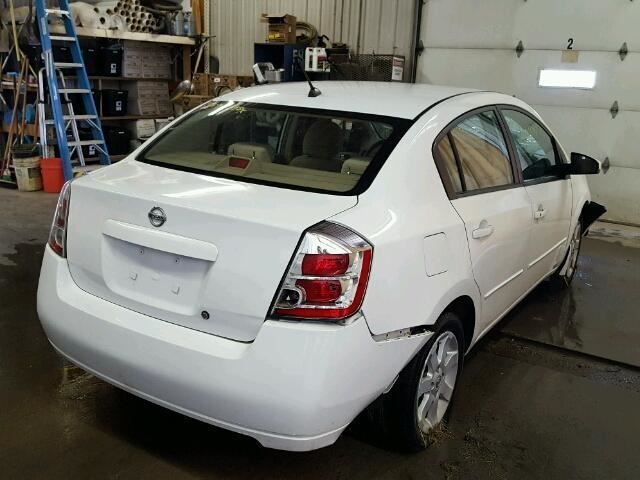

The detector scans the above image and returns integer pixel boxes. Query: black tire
[378,312,465,452]
[551,220,583,288]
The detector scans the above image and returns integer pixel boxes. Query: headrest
[303,120,343,158]
[228,143,275,163]
[341,158,370,176]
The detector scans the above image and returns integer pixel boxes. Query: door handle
[534,205,546,220]
[472,223,494,239]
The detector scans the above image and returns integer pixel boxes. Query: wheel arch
[433,295,476,353]
[579,200,607,235]
[555,198,605,279]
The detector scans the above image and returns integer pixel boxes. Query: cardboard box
[142,56,171,79]
[122,41,145,53]
[210,74,254,91]
[123,41,171,79]
[122,53,142,78]
[190,74,253,97]
[127,119,156,139]
[122,42,145,78]
[192,73,210,96]
[262,13,296,25]
[124,81,168,99]
[261,13,296,43]
[157,98,174,116]
[128,98,174,116]
[124,79,172,116]
[154,118,171,132]
[152,64,172,79]
[181,95,213,111]
[129,97,159,116]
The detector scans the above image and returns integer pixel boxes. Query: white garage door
[416,0,640,225]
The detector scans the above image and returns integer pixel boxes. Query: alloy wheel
[415,331,459,433]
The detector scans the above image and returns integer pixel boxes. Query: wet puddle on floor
[501,237,640,367]
[57,363,106,401]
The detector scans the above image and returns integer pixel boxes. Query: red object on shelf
[41,158,65,193]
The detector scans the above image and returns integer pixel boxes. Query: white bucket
[14,156,42,192]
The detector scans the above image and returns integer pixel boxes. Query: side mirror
[569,152,602,175]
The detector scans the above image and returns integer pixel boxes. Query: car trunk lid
[65,160,357,342]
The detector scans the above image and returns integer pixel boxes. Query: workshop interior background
[1,0,639,479]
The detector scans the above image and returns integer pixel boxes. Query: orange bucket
[40,158,65,193]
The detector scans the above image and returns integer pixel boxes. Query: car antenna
[297,57,321,97]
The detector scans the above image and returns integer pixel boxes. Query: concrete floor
[2,188,640,479]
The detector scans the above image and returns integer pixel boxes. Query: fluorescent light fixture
[539,69,597,89]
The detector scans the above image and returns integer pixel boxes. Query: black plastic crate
[78,128,101,158]
[98,44,123,77]
[21,44,44,71]
[101,89,128,116]
[53,45,73,63]
[70,90,101,116]
[82,47,98,76]
[103,126,131,155]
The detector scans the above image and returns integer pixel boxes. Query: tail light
[48,181,72,258]
[272,222,373,320]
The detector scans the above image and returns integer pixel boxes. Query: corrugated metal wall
[210,0,415,76]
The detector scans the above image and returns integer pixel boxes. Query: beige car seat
[450,129,512,189]
[290,120,343,172]
[228,143,275,163]
[341,157,371,176]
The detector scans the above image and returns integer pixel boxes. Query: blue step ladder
[36,0,110,180]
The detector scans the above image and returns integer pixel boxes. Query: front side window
[447,110,514,192]
[501,109,559,181]
[139,101,409,194]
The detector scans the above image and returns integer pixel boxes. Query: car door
[499,108,573,283]
[433,107,533,330]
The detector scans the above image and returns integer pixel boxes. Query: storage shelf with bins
[50,25,196,75]
[68,76,173,82]
[50,26,196,46]
[5,31,196,163]
[101,115,171,121]
[69,33,191,159]
[1,19,202,186]
[82,77,173,119]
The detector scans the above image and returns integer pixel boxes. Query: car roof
[219,81,480,120]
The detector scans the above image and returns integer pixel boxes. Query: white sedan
[37,81,605,452]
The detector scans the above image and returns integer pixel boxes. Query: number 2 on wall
[567,38,574,50]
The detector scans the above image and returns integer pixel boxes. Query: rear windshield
[138,101,411,195]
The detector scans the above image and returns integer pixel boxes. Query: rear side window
[449,111,513,191]
[138,101,410,195]
[434,109,515,196]
[501,109,559,181]
[434,134,463,194]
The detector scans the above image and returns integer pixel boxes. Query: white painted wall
[417,0,640,225]
[210,0,415,77]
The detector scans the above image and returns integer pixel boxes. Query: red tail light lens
[296,279,342,303]
[301,253,349,276]
[272,222,373,321]
[48,181,72,258]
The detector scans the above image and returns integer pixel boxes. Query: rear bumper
[37,246,428,451]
